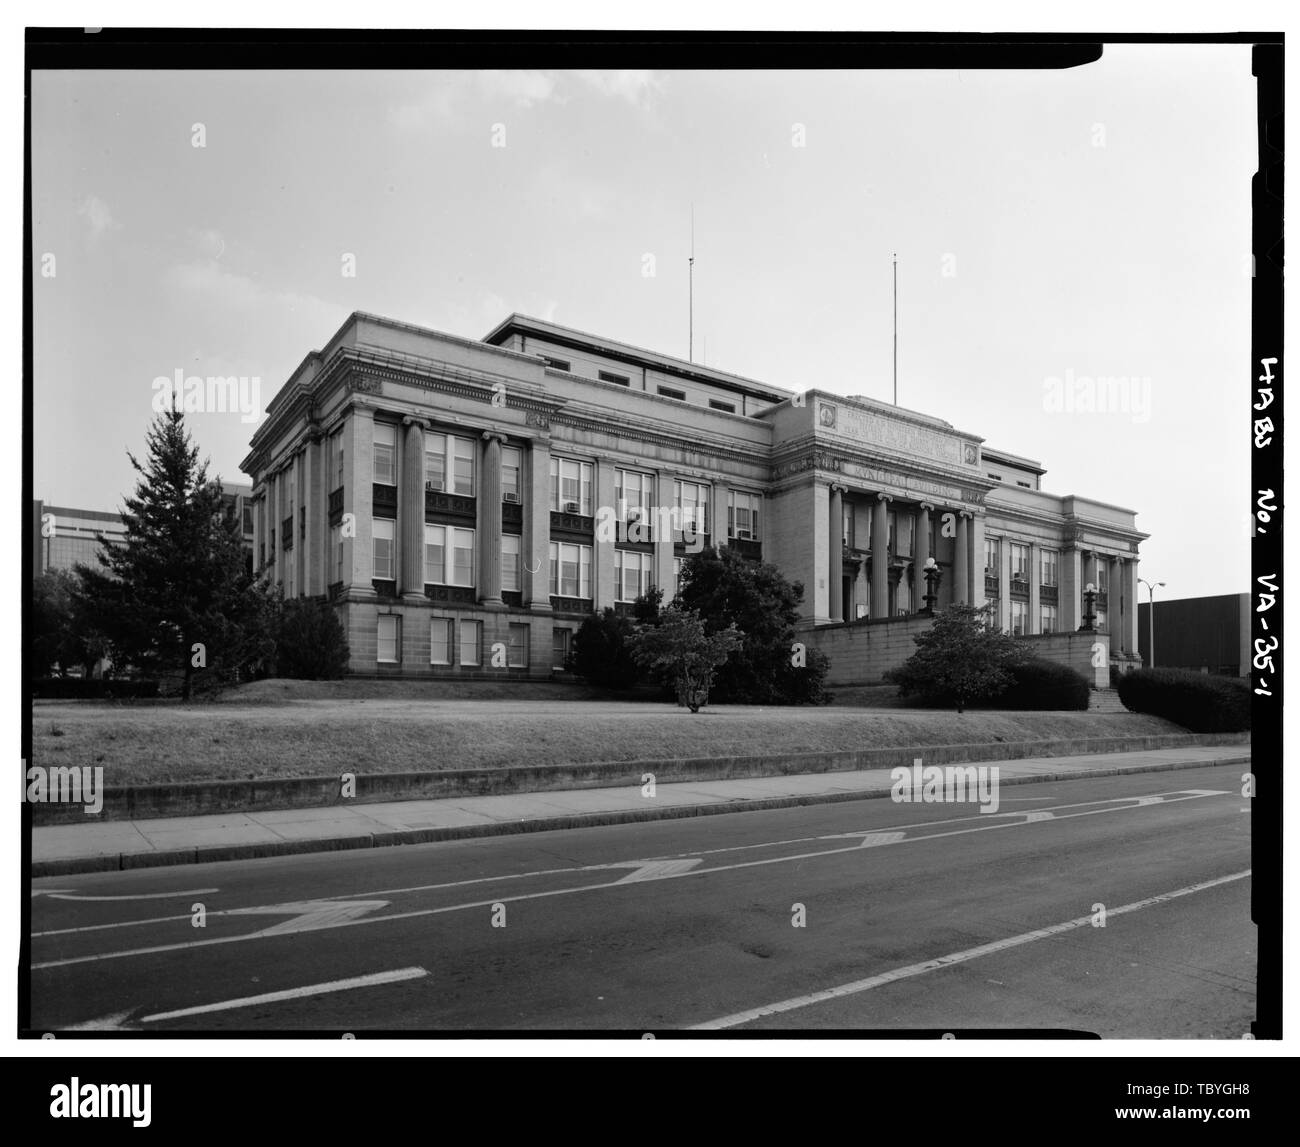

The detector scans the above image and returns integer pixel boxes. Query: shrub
[275,598,351,680]
[676,546,830,705]
[984,658,1091,711]
[571,608,641,689]
[32,678,160,700]
[886,604,1020,712]
[1115,668,1250,732]
[628,607,742,712]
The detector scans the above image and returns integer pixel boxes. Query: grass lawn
[32,679,1187,786]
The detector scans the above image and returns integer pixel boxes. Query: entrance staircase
[1088,688,1129,713]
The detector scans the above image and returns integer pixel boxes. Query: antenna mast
[892,252,898,405]
[689,205,696,362]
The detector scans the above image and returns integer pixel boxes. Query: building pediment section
[771,445,992,510]
[810,396,984,472]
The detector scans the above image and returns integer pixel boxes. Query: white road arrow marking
[857,832,907,848]
[610,859,703,883]
[59,1010,141,1032]
[138,966,428,1023]
[228,898,391,936]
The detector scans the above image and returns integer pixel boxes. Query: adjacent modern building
[240,311,1148,681]
[1138,592,1250,677]
[32,483,256,578]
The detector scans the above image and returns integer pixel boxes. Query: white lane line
[44,888,220,902]
[32,789,1231,940]
[33,789,1236,969]
[139,966,428,1023]
[858,832,906,848]
[689,870,1252,1031]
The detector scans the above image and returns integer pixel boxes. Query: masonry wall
[799,616,933,685]
[1017,631,1109,688]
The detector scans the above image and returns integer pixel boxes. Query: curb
[32,752,1253,878]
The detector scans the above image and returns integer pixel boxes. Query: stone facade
[241,311,1148,679]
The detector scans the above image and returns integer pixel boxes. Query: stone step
[1088,688,1129,713]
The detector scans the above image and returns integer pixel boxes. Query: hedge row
[32,678,160,700]
[986,658,1092,711]
[1115,668,1250,733]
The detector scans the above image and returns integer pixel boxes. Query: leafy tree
[276,598,351,679]
[31,569,108,678]
[571,607,641,688]
[885,603,1023,712]
[75,409,277,698]
[676,545,830,704]
[629,606,742,712]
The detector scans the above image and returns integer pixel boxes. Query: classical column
[1125,558,1141,658]
[479,431,506,608]
[594,459,617,611]
[914,503,932,587]
[400,418,428,602]
[953,511,969,604]
[997,534,1012,632]
[305,434,323,596]
[655,471,676,599]
[1060,545,1082,630]
[344,406,375,597]
[525,437,552,611]
[1107,556,1121,647]
[870,492,891,618]
[1028,542,1040,634]
[828,484,845,623]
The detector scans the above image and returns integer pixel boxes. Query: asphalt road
[28,762,1254,1036]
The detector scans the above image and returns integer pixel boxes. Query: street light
[920,557,942,615]
[1078,582,1098,633]
[1137,577,1166,667]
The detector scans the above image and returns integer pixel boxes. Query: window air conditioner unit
[736,530,754,541]
[504,492,519,503]
[425,481,440,491]
[564,502,580,513]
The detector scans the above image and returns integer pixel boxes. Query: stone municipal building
[241,312,1146,685]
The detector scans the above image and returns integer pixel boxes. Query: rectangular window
[1040,549,1059,587]
[549,541,592,599]
[551,628,571,670]
[423,524,475,586]
[332,431,344,488]
[242,505,253,534]
[425,433,477,496]
[502,534,521,592]
[709,399,736,413]
[542,356,570,372]
[550,457,594,515]
[984,537,1001,574]
[1040,603,1058,633]
[599,370,630,386]
[373,423,397,485]
[728,491,762,541]
[1097,563,1110,591]
[843,507,852,548]
[373,519,394,580]
[1010,600,1027,637]
[657,385,686,401]
[507,623,529,668]
[1010,543,1030,582]
[430,618,453,665]
[377,615,400,663]
[894,512,912,556]
[459,620,481,666]
[673,557,684,598]
[616,468,654,540]
[331,525,343,584]
[501,446,522,501]
[615,550,654,602]
[673,479,709,537]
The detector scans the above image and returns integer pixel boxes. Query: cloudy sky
[31,46,1254,599]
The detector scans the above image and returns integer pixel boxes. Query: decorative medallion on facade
[818,402,838,429]
[524,411,551,430]
[348,375,382,395]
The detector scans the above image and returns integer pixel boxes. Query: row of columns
[826,488,978,623]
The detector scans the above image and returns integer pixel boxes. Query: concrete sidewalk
[32,745,1252,876]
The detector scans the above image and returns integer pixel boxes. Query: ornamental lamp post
[1078,582,1098,633]
[1137,577,1167,667]
[921,557,941,615]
